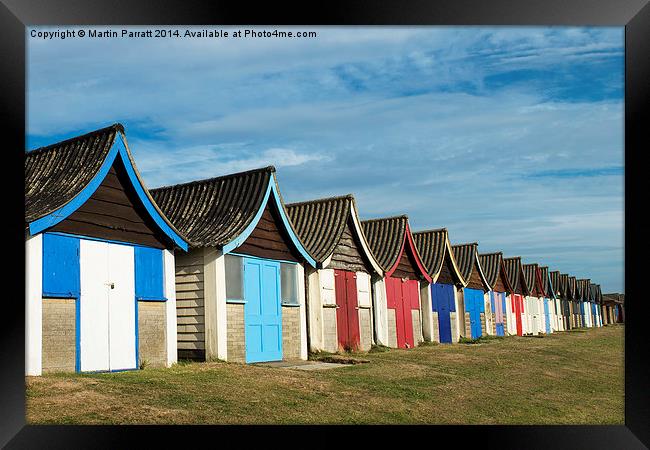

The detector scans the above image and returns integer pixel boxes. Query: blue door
[244,258,282,363]
[580,302,585,327]
[465,288,484,339]
[543,298,551,333]
[492,291,505,336]
[432,283,455,343]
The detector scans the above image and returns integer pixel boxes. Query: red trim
[384,223,433,283]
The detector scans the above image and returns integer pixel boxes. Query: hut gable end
[329,217,368,273]
[50,158,168,248]
[235,200,299,262]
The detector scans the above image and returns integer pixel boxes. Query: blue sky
[27,26,624,292]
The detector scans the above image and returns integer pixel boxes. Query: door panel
[79,240,110,372]
[107,244,136,371]
[432,283,454,343]
[345,271,361,350]
[244,258,282,363]
[401,280,416,348]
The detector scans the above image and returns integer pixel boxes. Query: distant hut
[523,263,544,335]
[567,276,579,327]
[602,293,624,324]
[362,216,432,349]
[479,252,513,336]
[589,283,602,327]
[577,279,592,327]
[559,273,572,329]
[451,243,491,339]
[25,124,189,375]
[285,195,383,353]
[537,266,552,334]
[413,229,466,343]
[504,257,529,336]
[152,166,317,364]
[549,271,565,331]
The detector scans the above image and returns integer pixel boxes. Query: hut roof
[559,274,569,298]
[550,271,561,297]
[25,123,187,250]
[602,293,624,304]
[286,195,382,274]
[504,257,528,295]
[151,166,315,266]
[451,243,489,290]
[361,216,431,281]
[567,276,577,299]
[412,228,465,285]
[540,266,553,298]
[522,263,539,295]
[479,252,513,292]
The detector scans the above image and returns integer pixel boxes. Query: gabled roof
[25,123,188,250]
[522,263,538,295]
[575,279,584,300]
[596,285,603,303]
[504,257,528,295]
[603,292,623,304]
[451,243,489,290]
[151,166,315,266]
[479,252,513,292]
[550,271,561,297]
[286,194,382,274]
[559,274,569,299]
[361,216,431,282]
[534,265,547,297]
[567,276,577,300]
[540,266,553,298]
[412,228,465,285]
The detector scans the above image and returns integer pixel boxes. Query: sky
[27,26,625,293]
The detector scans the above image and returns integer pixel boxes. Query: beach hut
[522,263,544,335]
[285,195,383,353]
[549,270,565,331]
[567,275,584,328]
[536,265,552,334]
[578,279,592,328]
[25,124,188,376]
[451,243,491,339]
[361,216,432,349]
[503,257,529,336]
[479,252,513,336]
[590,283,602,327]
[151,166,316,364]
[602,293,624,324]
[412,229,466,343]
[559,273,572,329]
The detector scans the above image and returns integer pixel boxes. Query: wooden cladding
[235,201,299,262]
[391,245,419,280]
[491,269,507,293]
[329,218,370,273]
[175,248,206,360]
[50,159,168,248]
[436,254,457,285]
[465,259,488,291]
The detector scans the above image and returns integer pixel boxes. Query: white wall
[25,234,43,376]
[419,282,433,342]
[372,276,388,346]
[204,247,228,361]
[296,264,308,360]
[164,249,178,367]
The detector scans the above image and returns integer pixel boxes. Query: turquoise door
[244,258,283,363]
[543,298,551,333]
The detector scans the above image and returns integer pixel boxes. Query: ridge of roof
[26,123,124,156]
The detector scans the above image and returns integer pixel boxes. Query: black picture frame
[1,0,647,447]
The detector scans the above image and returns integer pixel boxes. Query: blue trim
[27,134,188,251]
[137,296,168,302]
[229,251,298,266]
[75,295,81,373]
[43,291,79,299]
[222,179,316,267]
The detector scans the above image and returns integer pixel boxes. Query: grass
[26,325,624,425]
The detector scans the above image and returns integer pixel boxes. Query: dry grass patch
[27,325,624,424]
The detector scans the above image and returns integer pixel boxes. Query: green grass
[26,325,624,425]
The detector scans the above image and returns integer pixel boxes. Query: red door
[386,276,417,349]
[513,294,524,336]
[335,270,361,351]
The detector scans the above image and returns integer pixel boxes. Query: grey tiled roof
[286,195,353,263]
[25,123,121,223]
[151,166,275,248]
[522,263,538,295]
[361,215,409,272]
[451,242,479,283]
[504,257,528,295]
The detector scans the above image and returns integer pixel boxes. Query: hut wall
[436,254,456,285]
[465,260,485,290]
[175,248,206,360]
[138,301,167,367]
[329,218,368,273]
[42,297,76,372]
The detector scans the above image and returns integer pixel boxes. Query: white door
[108,244,136,371]
[80,240,110,372]
[79,240,136,372]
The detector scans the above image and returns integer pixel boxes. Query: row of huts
[24,124,623,375]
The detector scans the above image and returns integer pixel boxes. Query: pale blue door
[244,258,283,363]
